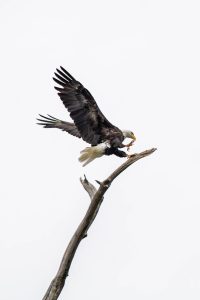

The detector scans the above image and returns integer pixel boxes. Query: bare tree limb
[42,148,157,300]
[80,175,97,200]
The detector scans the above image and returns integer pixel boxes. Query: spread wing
[53,66,115,145]
[37,114,81,138]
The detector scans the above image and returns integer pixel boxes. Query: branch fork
[42,148,157,300]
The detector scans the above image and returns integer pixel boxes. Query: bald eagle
[37,67,136,166]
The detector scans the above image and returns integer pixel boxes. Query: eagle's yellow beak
[131,133,136,142]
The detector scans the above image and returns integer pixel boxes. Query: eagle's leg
[122,140,135,151]
[105,147,127,158]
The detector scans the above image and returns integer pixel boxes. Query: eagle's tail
[79,143,108,167]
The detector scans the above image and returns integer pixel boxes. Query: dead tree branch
[42,148,157,300]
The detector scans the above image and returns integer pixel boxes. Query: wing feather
[37,114,81,138]
[53,66,116,145]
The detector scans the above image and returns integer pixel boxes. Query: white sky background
[0,0,200,299]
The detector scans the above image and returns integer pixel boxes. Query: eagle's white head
[122,130,136,141]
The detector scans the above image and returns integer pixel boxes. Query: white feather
[79,142,109,167]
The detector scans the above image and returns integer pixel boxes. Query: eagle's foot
[124,140,135,151]
[127,153,135,159]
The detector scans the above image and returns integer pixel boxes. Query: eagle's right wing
[53,66,117,145]
[37,114,81,138]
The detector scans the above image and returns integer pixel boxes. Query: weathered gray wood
[42,148,156,300]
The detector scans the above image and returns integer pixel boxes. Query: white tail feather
[79,143,108,167]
